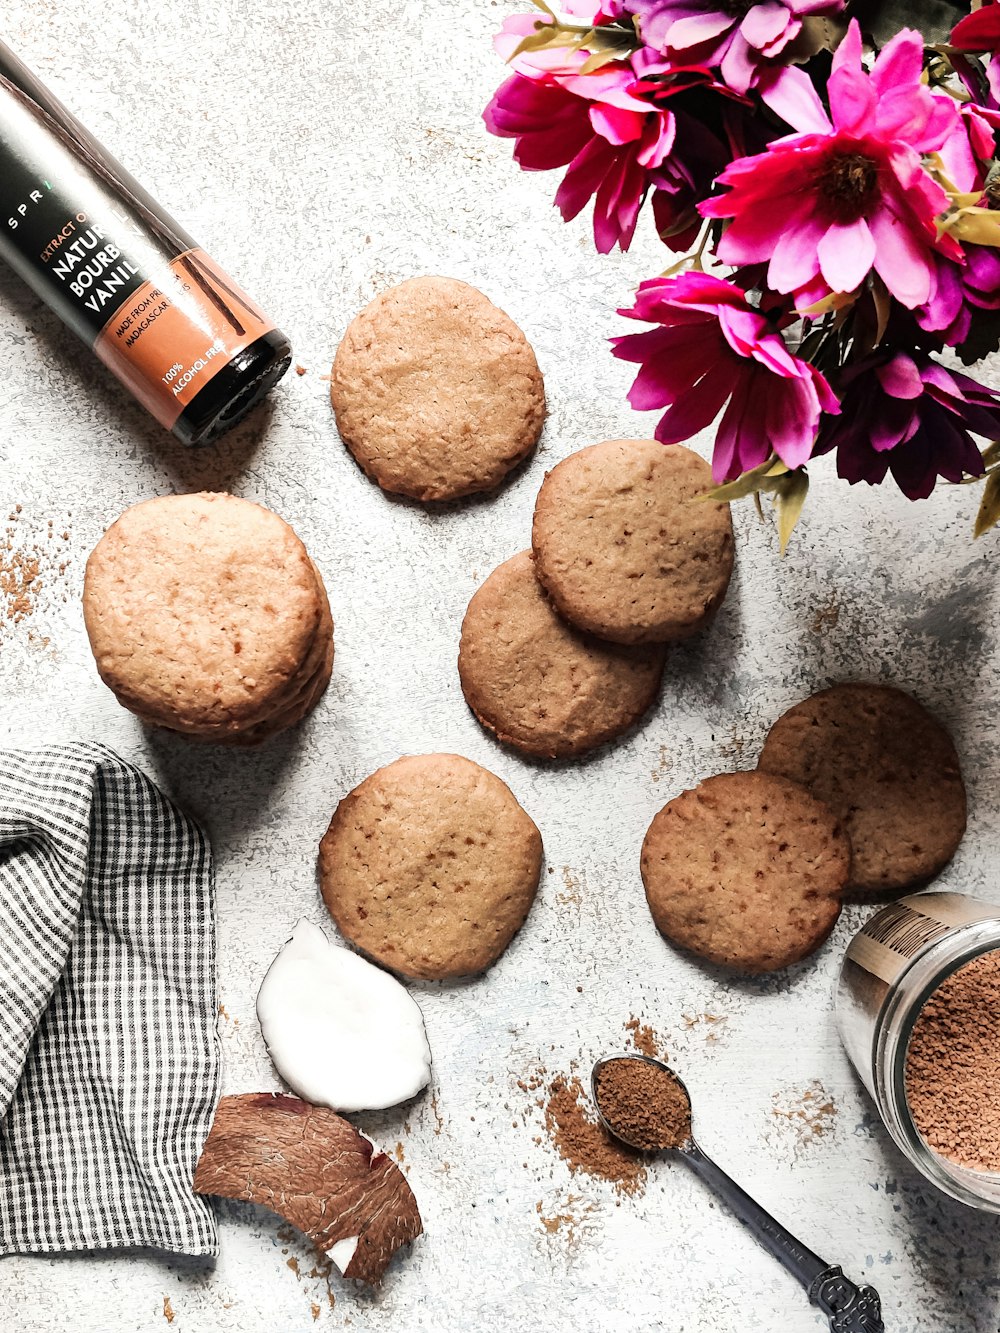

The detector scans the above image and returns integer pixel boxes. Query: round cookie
[84,492,323,728]
[330,276,545,501]
[143,562,335,741]
[225,638,334,747]
[641,771,850,974]
[532,440,734,644]
[458,551,666,758]
[319,754,542,979]
[757,683,966,900]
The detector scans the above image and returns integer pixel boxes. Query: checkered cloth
[0,743,221,1255]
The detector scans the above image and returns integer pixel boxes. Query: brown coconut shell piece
[193,1093,422,1285]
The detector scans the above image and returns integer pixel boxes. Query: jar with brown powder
[837,891,1000,1211]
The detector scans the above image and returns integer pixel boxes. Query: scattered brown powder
[771,1080,837,1152]
[681,1011,728,1043]
[0,508,72,637]
[905,949,1000,1172]
[162,1296,175,1324]
[650,744,671,784]
[534,1193,599,1254]
[543,1074,647,1196]
[557,866,582,906]
[811,599,840,634]
[0,545,40,623]
[624,1017,661,1059]
[593,1058,692,1151]
[311,1303,321,1321]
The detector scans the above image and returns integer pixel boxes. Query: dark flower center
[818,151,880,224]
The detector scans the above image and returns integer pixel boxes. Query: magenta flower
[951,2,1000,103]
[938,99,1000,194]
[484,46,736,252]
[815,353,998,499]
[612,272,838,480]
[484,64,673,251]
[918,244,1000,346]
[700,21,962,309]
[624,0,843,94]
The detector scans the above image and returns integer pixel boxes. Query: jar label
[847,893,997,984]
[92,248,276,428]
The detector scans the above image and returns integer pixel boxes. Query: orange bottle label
[92,247,276,428]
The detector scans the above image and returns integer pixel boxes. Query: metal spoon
[592,1054,884,1333]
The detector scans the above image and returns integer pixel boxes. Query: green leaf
[975,469,1000,538]
[774,470,809,554]
[697,455,782,502]
[578,45,620,72]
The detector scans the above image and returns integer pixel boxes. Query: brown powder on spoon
[905,949,1000,1172]
[594,1058,692,1151]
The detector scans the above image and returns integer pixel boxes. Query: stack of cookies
[83,492,334,745]
[459,439,735,759]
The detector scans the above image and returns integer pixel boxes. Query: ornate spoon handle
[681,1141,884,1333]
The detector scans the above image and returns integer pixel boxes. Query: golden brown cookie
[531,440,734,645]
[641,771,850,974]
[224,638,334,747]
[458,551,666,758]
[143,562,334,742]
[757,683,966,900]
[319,754,542,979]
[83,492,327,731]
[330,276,545,501]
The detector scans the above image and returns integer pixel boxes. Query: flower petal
[869,206,934,307]
[740,1,792,52]
[756,65,832,134]
[816,217,876,293]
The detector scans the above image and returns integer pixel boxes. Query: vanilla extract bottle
[0,40,291,445]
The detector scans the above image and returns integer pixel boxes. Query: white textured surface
[2,3,1000,1330]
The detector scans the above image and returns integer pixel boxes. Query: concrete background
[2,2,1000,1330]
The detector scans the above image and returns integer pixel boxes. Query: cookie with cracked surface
[83,492,325,730]
[757,683,966,900]
[531,440,734,644]
[330,276,545,501]
[641,771,850,974]
[458,551,666,758]
[319,754,542,979]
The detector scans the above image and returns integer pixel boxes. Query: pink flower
[484,64,673,251]
[624,0,843,94]
[938,99,1000,194]
[918,244,1000,345]
[700,21,962,309]
[484,48,735,252]
[951,2,1000,103]
[611,272,838,480]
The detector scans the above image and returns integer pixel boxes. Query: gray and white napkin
[0,742,221,1255]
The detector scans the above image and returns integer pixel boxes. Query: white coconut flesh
[256,919,432,1112]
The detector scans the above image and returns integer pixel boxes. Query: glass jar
[836,890,1000,1212]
